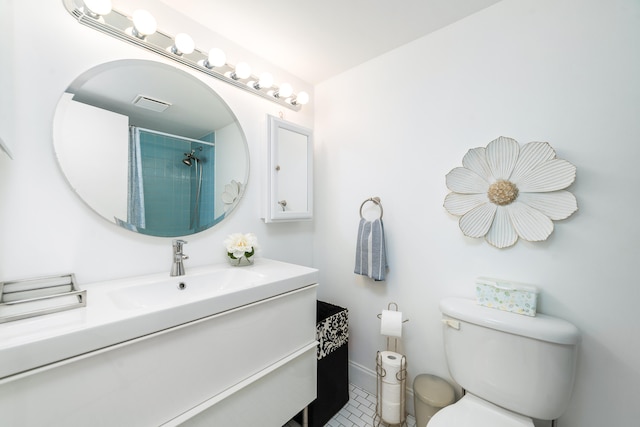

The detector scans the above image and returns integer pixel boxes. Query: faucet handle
[172,239,187,250]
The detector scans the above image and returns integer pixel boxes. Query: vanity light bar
[62,0,307,111]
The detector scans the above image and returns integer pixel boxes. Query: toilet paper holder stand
[375,350,408,427]
[377,302,409,353]
[375,303,408,427]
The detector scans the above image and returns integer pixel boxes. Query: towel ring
[360,197,383,219]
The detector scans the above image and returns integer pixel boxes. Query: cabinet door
[265,115,313,222]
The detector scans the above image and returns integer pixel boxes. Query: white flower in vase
[224,232,258,263]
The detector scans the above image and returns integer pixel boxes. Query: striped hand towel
[354,218,388,281]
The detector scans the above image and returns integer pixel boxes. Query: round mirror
[53,59,249,237]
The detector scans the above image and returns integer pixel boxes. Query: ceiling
[157,0,503,85]
[68,60,236,139]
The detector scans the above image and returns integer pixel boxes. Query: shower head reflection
[183,148,202,166]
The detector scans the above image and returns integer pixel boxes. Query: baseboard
[347,359,376,395]
[348,360,415,417]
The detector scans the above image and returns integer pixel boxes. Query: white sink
[108,268,264,309]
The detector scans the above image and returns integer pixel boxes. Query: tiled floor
[284,384,417,427]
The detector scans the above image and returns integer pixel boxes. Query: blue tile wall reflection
[138,129,215,236]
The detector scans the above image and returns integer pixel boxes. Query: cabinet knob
[275,165,281,171]
[278,200,287,211]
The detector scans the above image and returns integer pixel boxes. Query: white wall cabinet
[264,115,313,222]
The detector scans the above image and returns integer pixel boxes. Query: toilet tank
[440,297,580,420]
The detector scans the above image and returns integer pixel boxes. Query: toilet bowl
[428,393,533,427]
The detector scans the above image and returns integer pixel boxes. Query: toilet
[428,297,580,427]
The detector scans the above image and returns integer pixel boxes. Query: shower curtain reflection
[128,127,146,231]
[127,127,215,237]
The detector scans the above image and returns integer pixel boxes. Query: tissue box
[475,277,538,316]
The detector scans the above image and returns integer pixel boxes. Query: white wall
[0,0,315,285]
[314,0,640,426]
[0,0,16,158]
[53,95,129,221]
[214,122,246,219]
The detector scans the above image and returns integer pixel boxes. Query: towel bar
[0,274,85,323]
[360,197,383,219]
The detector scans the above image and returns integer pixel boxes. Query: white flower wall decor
[221,180,243,212]
[444,136,577,248]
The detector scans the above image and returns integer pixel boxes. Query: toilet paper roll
[380,309,403,337]
[381,400,401,425]
[380,350,403,384]
[381,381,401,405]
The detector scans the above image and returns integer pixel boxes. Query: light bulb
[275,83,293,98]
[172,33,195,55]
[232,62,251,80]
[255,72,274,90]
[206,48,226,68]
[132,10,157,38]
[83,0,112,16]
[293,91,310,105]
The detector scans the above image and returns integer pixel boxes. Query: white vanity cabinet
[0,263,318,427]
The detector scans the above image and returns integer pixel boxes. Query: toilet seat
[428,393,534,427]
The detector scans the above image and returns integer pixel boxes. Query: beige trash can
[413,374,455,427]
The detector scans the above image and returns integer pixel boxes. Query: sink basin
[108,268,264,309]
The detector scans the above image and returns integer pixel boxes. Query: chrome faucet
[170,239,188,276]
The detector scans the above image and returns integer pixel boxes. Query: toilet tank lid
[440,297,580,345]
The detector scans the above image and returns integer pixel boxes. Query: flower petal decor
[444,136,577,248]
[221,180,243,212]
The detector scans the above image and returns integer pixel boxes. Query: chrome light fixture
[250,72,274,90]
[130,9,157,39]
[82,0,112,18]
[229,62,251,80]
[273,83,293,99]
[201,48,226,69]
[63,0,309,111]
[290,91,310,106]
[169,33,195,56]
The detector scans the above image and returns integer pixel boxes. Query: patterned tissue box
[475,277,538,316]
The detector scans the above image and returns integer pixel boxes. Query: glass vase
[228,255,253,266]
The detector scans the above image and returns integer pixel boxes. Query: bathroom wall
[0,0,16,158]
[313,0,640,426]
[0,1,315,284]
[54,95,129,220]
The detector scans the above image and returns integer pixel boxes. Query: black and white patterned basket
[316,309,348,360]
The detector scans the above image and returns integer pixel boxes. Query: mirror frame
[264,115,313,222]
